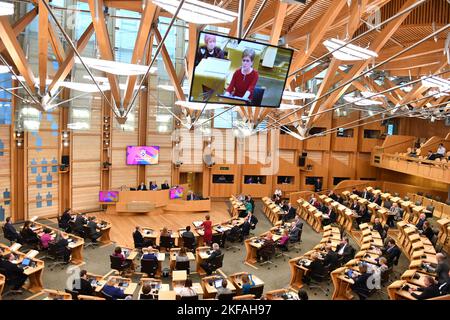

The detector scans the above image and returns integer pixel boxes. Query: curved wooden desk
[105,187,211,215]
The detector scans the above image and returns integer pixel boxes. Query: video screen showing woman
[224,49,259,102]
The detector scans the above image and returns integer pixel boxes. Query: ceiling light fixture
[75,57,157,76]
[0,65,11,73]
[323,38,378,61]
[151,0,238,24]
[421,76,450,90]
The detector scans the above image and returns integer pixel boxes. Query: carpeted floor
[0,200,420,300]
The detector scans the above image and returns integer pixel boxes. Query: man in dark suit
[0,253,28,292]
[241,217,251,237]
[328,190,338,201]
[3,217,23,243]
[187,191,196,201]
[409,275,440,300]
[322,204,337,226]
[59,209,72,231]
[247,212,258,230]
[372,218,384,236]
[314,178,322,192]
[137,182,147,191]
[335,237,354,264]
[322,244,339,270]
[161,180,170,190]
[415,213,427,231]
[350,263,372,299]
[361,188,373,201]
[73,269,94,296]
[86,216,101,242]
[425,253,449,284]
[373,194,382,206]
[352,187,361,196]
[133,226,154,248]
[73,213,87,235]
[182,225,197,248]
[382,239,401,267]
[200,243,222,275]
[282,203,296,222]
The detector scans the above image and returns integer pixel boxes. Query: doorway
[180,172,203,196]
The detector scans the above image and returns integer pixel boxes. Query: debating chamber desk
[104,188,211,215]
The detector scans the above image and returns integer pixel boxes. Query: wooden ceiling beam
[0,16,36,93]
[249,3,298,35]
[123,0,158,109]
[286,0,348,87]
[48,22,66,65]
[229,0,258,37]
[154,28,185,101]
[48,23,95,95]
[0,8,38,54]
[38,0,49,94]
[87,0,121,108]
[309,0,417,127]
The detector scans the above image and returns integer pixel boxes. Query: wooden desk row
[68,214,112,245]
[406,193,450,219]
[288,225,341,291]
[296,198,332,233]
[262,197,285,225]
[0,243,45,293]
[331,225,383,300]
[229,196,246,217]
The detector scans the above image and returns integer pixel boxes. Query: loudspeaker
[61,155,70,166]
[299,156,306,167]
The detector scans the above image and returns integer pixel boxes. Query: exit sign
[220,167,229,170]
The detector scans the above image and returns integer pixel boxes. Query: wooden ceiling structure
[0,0,449,135]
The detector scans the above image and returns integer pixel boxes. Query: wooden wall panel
[111,149,138,188]
[398,118,450,139]
[279,150,295,164]
[72,162,101,187]
[72,135,101,161]
[72,186,100,211]
[356,153,377,179]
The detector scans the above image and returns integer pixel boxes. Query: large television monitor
[126,146,159,165]
[189,31,294,108]
[169,186,184,199]
[99,190,119,202]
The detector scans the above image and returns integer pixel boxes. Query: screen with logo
[189,31,293,108]
[126,146,159,165]
[99,191,119,202]
[169,186,184,199]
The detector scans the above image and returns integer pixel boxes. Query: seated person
[216,278,233,299]
[86,216,101,242]
[372,218,384,237]
[101,278,126,300]
[40,228,53,249]
[356,205,371,225]
[194,33,225,67]
[297,289,309,300]
[176,247,190,262]
[133,226,154,248]
[247,195,255,213]
[328,190,338,201]
[408,275,440,300]
[438,270,450,295]
[73,269,94,296]
[200,243,222,275]
[178,278,198,298]
[361,188,373,201]
[226,220,244,242]
[373,194,382,206]
[182,225,197,247]
[387,202,401,227]
[436,143,446,158]
[161,180,170,190]
[408,147,418,157]
[304,252,326,283]
[256,233,275,262]
[375,257,389,274]
[352,187,361,196]
[54,231,71,263]
[322,244,339,271]
[350,263,372,299]
[3,217,23,243]
[282,203,296,222]
[335,237,354,264]
[142,246,158,261]
[224,49,259,103]
[112,246,133,270]
[140,283,154,300]
[137,182,147,191]
[421,221,435,242]
[59,208,72,231]
[72,212,87,235]
[289,222,302,243]
[350,199,360,213]
[277,229,290,251]
[426,150,436,161]
[0,253,28,292]
[187,191,197,201]
[20,220,39,245]
[423,253,450,285]
[246,211,258,230]
[416,213,427,231]
[149,181,158,191]
[379,238,401,267]
[322,204,337,226]
[241,274,255,294]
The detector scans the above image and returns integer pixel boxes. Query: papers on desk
[215,225,230,233]
[30,216,38,222]
[26,250,39,259]
[10,243,22,251]
[193,221,203,228]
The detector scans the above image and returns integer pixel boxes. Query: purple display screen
[126,146,159,165]
[99,191,119,202]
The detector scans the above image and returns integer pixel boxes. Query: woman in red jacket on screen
[224,48,259,102]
